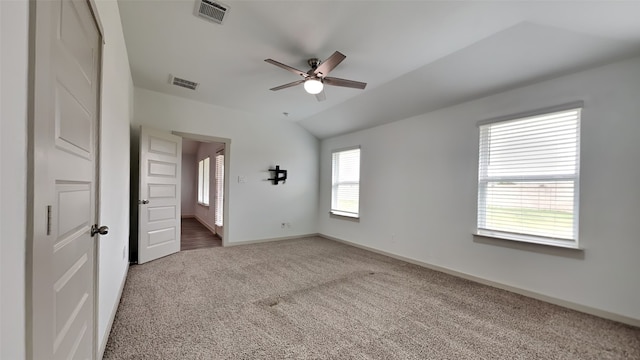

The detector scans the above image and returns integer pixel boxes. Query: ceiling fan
[264,51,367,101]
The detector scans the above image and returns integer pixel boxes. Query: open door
[138,127,182,264]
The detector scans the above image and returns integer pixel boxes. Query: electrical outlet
[122,245,127,260]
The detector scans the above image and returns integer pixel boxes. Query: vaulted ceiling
[118,0,640,139]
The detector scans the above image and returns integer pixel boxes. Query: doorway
[173,131,230,249]
[129,129,231,263]
[181,138,225,250]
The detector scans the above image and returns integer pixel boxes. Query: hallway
[181,218,221,251]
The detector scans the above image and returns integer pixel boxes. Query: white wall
[319,56,640,323]
[194,142,223,233]
[0,0,28,358]
[93,0,134,354]
[181,153,196,217]
[133,88,319,243]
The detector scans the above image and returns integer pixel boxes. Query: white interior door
[138,127,182,264]
[31,0,102,358]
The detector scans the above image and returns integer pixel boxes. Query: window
[331,147,361,218]
[197,157,210,206]
[214,153,224,226]
[477,106,581,247]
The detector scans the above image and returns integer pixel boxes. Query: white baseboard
[225,233,320,247]
[194,215,216,235]
[319,234,640,328]
[98,263,129,359]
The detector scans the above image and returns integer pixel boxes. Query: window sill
[474,230,582,250]
[329,212,360,222]
[197,203,209,208]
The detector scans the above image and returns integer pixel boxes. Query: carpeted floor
[104,237,639,359]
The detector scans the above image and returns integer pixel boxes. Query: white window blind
[214,153,224,226]
[331,147,360,218]
[198,157,210,206]
[477,108,581,246]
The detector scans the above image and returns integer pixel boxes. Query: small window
[214,153,224,226]
[331,147,361,218]
[477,107,581,247]
[197,157,210,206]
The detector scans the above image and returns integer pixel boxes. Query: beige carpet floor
[104,237,639,359]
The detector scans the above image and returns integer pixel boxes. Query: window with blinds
[331,147,361,218]
[198,157,210,206]
[214,153,224,226]
[477,107,581,247]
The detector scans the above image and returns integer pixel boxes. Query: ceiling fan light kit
[265,51,367,101]
[304,78,324,94]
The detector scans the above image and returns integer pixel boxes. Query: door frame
[172,131,231,247]
[26,0,105,358]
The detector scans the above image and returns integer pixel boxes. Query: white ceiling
[118,0,640,139]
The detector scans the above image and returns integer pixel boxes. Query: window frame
[214,152,224,226]
[197,156,210,206]
[330,146,361,219]
[475,102,583,249]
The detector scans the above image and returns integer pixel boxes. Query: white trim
[474,231,582,249]
[330,210,359,218]
[476,101,584,127]
[225,233,319,247]
[318,234,640,328]
[87,0,105,44]
[194,215,216,236]
[331,145,361,154]
[97,264,128,359]
[329,212,360,222]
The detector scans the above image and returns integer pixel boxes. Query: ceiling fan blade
[264,59,308,78]
[269,79,305,91]
[324,77,367,90]
[315,90,326,102]
[314,51,346,76]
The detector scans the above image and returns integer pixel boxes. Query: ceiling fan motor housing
[308,58,321,69]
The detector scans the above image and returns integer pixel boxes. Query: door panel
[55,84,93,157]
[31,0,101,358]
[148,206,176,222]
[138,127,182,264]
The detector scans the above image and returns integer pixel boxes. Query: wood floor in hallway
[181,217,221,251]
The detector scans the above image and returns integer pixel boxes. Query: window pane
[478,108,580,243]
[215,154,224,226]
[480,180,575,239]
[203,157,210,205]
[197,160,204,204]
[331,148,360,217]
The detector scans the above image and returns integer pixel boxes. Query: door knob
[139,199,149,205]
[91,224,109,237]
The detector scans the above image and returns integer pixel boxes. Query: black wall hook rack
[268,165,287,185]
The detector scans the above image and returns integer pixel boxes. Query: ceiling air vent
[170,75,199,90]
[195,0,229,25]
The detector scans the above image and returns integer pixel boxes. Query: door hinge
[46,205,52,235]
